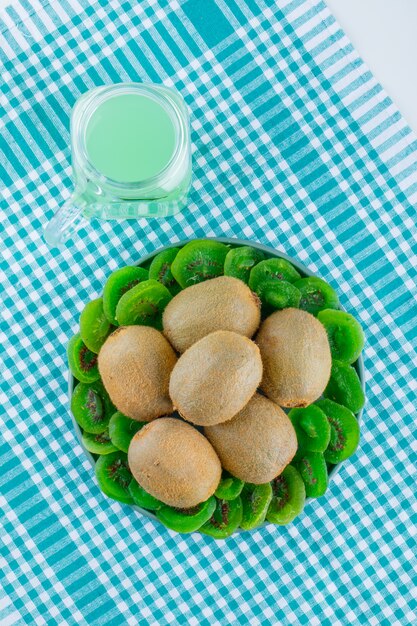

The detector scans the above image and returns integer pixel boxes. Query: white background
[327,0,417,132]
[0,0,416,132]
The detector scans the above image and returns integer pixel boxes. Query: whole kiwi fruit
[98,326,177,422]
[256,308,331,407]
[128,418,222,508]
[162,275,261,352]
[169,330,263,426]
[205,394,297,483]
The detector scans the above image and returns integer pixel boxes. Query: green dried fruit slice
[267,466,306,525]
[215,471,244,501]
[95,451,133,504]
[67,333,99,383]
[324,361,365,414]
[289,405,331,453]
[171,240,229,288]
[115,279,172,329]
[128,478,163,511]
[108,412,146,453]
[82,429,117,455]
[240,483,273,530]
[263,280,301,310]
[103,266,149,325]
[199,497,242,539]
[318,309,364,364]
[71,380,115,434]
[249,258,301,298]
[224,246,265,284]
[149,248,182,295]
[294,451,328,498]
[157,497,216,533]
[294,277,339,315]
[316,398,360,464]
[80,297,112,353]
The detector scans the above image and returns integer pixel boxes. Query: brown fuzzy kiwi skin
[98,326,177,422]
[205,394,297,484]
[169,330,263,427]
[128,418,222,508]
[256,308,331,408]
[162,276,261,353]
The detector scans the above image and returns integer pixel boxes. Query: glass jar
[44,83,192,247]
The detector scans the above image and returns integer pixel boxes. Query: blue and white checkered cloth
[1,0,416,624]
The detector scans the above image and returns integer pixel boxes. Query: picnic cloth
[1,0,416,624]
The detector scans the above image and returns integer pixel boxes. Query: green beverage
[85,94,177,183]
[44,83,191,248]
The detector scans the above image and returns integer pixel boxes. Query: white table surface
[0,0,416,133]
[325,0,417,133]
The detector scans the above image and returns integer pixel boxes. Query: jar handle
[43,195,90,248]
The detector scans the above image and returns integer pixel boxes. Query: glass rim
[71,82,189,193]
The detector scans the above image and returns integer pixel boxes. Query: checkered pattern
[1,0,416,624]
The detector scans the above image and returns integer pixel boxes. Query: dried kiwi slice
[289,405,331,453]
[79,298,112,354]
[115,279,172,329]
[249,259,301,303]
[67,333,99,383]
[267,466,306,525]
[108,412,146,453]
[215,471,244,501]
[224,246,265,284]
[199,497,243,539]
[318,309,364,364]
[71,380,115,434]
[95,451,133,504]
[157,496,216,533]
[103,266,149,325]
[263,280,301,310]
[171,240,229,288]
[294,276,338,315]
[82,429,117,455]
[294,451,328,498]
[324,360,365,414]
[316,399,360,464]
[240,483,273,531]
[149,248,181,295]
[128,478,163,511]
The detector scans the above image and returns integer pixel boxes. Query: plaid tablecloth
[1,0,416,624]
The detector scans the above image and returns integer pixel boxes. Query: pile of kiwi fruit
[68,239,365,538]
